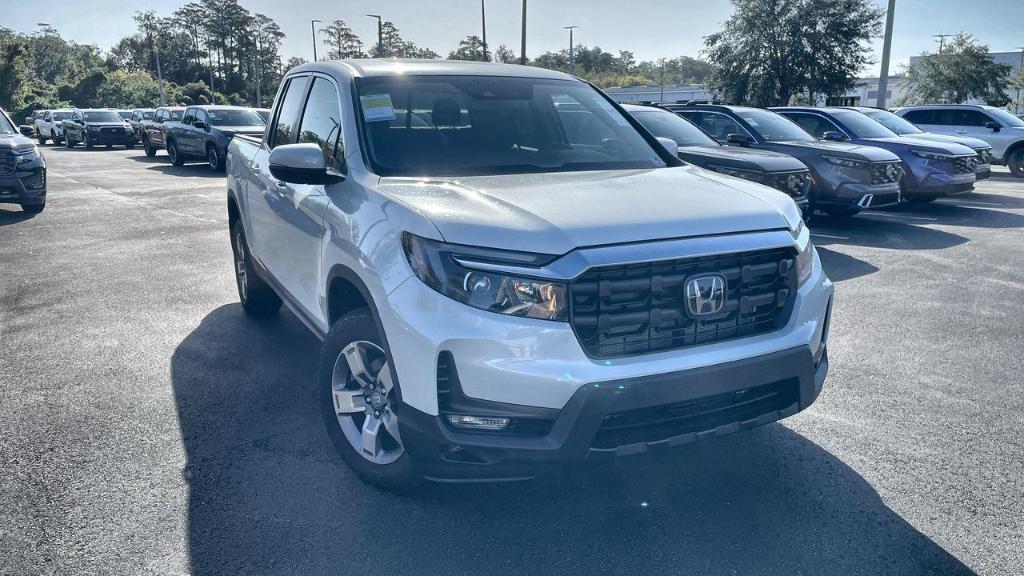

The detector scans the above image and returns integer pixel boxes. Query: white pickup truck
[34,109,73,145]
[226,59,833,487]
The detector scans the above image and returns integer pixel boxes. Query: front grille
[0,150,14,175]
[592,378,799,448]
[870,161,902,185]
[952,155,978,174]
[768,170,811,200]
[569,248,796,358]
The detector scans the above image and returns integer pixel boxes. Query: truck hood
[0,133,35,150]
[901,132,991,151]
[766,139,900,162]
[679,145,807,173]
[378,166,798,255]
[218,126,266,135]
[860,136,976,156]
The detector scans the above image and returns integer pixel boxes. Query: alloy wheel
[208,147,219,171]
[331,341,404,465]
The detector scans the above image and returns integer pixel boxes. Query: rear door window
[952,109,992,127]
[182,109,196,125]
[784,113,839,139]
[903,109,938,125]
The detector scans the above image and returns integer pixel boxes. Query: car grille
[591,378,800,449]
[0,150,15,175]
[569,248,797,358]
[768,170,811,200]
[952,155,978,174]
[870,162,902,185]
[976,148,993,165]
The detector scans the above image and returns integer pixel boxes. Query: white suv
[896,105,1024,177]
[225,60,833,487]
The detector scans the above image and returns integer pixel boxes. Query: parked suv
[141,107,185,157]
[774,107,977,203]
[0,108,47,213]
[895,105,1024,177]
[226,60,832,487]
[163,105,266,171]
[34,109,73,145]
[62,109,136,149]
[851,107,992,180]
[623,104,812,213]
[669,104,902,216]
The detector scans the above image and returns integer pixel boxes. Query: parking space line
[810,233,849,240]
[863,212,938,222]
[939,199,1003,207]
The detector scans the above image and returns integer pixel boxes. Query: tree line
[0,0,1018,124]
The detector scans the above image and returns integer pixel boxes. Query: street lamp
[311,20,322,61]
[480,0,488,61]
[367,15,384,57]
[564,26,579,74]
[876,0,896,109]
[1016,47,1024,115]
[520,0,527,65]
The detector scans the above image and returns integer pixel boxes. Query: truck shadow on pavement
[170,305,976,576]
[125,154,225,178]
[0,207,38,225]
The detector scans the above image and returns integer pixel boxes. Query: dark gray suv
[0,108,46,214]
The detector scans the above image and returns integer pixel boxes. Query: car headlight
[402,232,568,321]
[791,220,815,286]
[822,155,868,169]
[13,146,41,164]
[911,149,954,161]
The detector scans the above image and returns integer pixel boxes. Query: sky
[4,0,1023,77]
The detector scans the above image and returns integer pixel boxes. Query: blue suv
[774,107,978,203]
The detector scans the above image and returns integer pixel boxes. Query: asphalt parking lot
[2,145,1022,576]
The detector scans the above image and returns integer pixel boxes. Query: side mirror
[984,121,1001,132]
[193,120,206,130]
[269,143,345,185]
[655,137,678,157]
[822,130,848,142]
[19,125,35,137]
[725,132,752,146]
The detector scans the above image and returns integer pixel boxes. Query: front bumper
[85,130,135,145]
[975,164,991,180]
[0,166,47,206]
[903,169,975,197]
[379,242,834,480]
[813,179,901,211]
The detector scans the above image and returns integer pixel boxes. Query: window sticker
[360,94,397,122]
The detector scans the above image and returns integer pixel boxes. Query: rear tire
[319,308,422,490]
[1009,149,1024,178]
[230,220,281,317]
[167,140,184,166]
[22,203,45,214]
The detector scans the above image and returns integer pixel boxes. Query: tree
[0,30,30,112]
[284,57,307,72]
[449,35,487,61]
[494,45,517,64]
[703,0,882,106]
[900,34,1013,105]
[368,21,437,59]
[321,20,364,60]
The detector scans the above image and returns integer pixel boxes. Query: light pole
[564,26,578,74]
[876,0,896,109]
[520,0,527,65]
[367,15,383,56]
[1016,47,1024,114]
[311,20,322,61]
[480,0,488,61]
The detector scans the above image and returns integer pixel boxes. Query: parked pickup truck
[0,107,46,213]
[141,106,185,157]
[34,109,73,145]
[163,105,265,171]
[226,60,833,488]
[62,109,136,149]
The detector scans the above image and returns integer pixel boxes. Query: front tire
[84,133,94,150]
[167,140,184,166]
[143,136,156,157]
[37,133,47,145]
[51,130,63,145]
[207,145,224,172]
[1009,149,1024,178]
[230,220,281,316]
[64,136,75,149]
[319,309,421,489]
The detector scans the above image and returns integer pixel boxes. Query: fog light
[446,414,510,431]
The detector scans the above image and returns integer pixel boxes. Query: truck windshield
[829,109,897,139]
[630,109,718,147]
[0,112,14,135]
[52,112,71,121]
[83,111,124,123]
[736,109,816,142]
[356,75,666,176]
[208,109,264,127]
[986,107,1024,128]
[861,109,923,135]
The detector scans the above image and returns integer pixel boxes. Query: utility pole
[480,0,488,61]
[659,59,666,103]
[520,0,527,65]
[154,43,165,106]
[933,33,951,52]
[1016,47,1024,114]
[367,15,383,57]
[876,0,896,109]
[564,26,578,74]
[311,20,322,61]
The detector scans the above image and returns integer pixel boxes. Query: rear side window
[784,113,839,139]
[952,109,992,127]
[694,112,747,142]
[297,77,344,166]
[902,109,938,124]
[272,76,311,149]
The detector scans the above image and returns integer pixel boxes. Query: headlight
[401,233,568,321]
[13,147,41,164]
[791,221,814,286]
[911,150,954,161]
[707,164,765,183]
[822,155,868,169]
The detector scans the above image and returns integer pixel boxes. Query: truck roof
[293,58,577,81]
